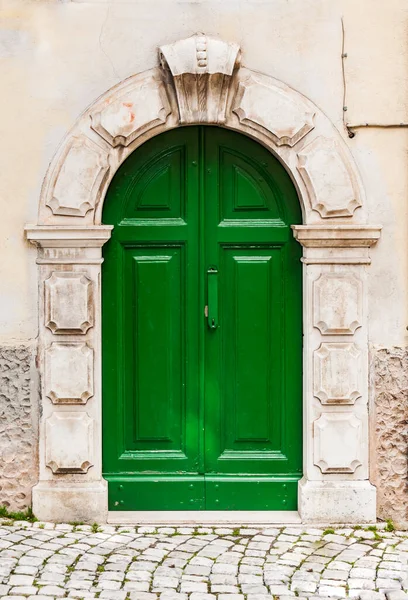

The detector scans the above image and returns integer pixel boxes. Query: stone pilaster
[25,226,112,523]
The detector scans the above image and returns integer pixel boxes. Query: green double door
[102,126,302,511]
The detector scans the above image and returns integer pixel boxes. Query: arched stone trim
[26,34,381,523]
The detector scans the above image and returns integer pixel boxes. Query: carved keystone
[314,343,362,404]
[233,73,315,147]
[160,34,241,124]
[314,412,363,474]
[44,272,94,334]
[45,343,94,404]
[45,412,94,474]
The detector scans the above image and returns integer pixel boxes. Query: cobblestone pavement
[1,522,408,600]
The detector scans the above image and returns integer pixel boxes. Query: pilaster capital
[292,225,382,264]
[25,225,113,265]
[291,225,382,248]
[25,225,113,248]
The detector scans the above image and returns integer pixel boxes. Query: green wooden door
[102,126,302,511]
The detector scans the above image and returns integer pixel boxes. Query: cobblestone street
[0,522,408,599]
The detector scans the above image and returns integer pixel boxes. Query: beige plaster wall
[0,0,408,518]
[0,0,407,347]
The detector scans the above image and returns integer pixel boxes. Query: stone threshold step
[108,510,301,524]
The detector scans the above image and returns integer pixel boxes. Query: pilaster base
[32,480,108,524]
[298,477,376,523]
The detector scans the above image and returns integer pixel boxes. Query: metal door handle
[207,266,218,330]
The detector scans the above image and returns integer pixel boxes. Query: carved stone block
[160,34,240,124]
[314,343,362,404]
[313,273,363,335]
[91,73,171,147]
[47,136,109,217]
[232,73,315,146]
[297,136,362,217]
[45,412,94,474]
[314,412,362,473]
[45,343,94,404]
[44,272,93,334]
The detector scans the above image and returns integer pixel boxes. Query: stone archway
[26,34,381,523]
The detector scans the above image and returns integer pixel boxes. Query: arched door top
[35,34,367,228]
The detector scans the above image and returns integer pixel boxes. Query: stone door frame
[26,34,381,523]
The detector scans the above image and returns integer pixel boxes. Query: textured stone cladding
[0,346,38,511]
[374,346,408,524]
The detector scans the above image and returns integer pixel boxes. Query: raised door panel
[218,147,282,223]
[123,247,185,455]
[122,147,186,221]
[223,249,282,454]
[207,246,285,472]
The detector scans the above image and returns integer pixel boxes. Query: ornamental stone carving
[46,136,109,217]
[314,343,362,404]
[45,343,94,405]
[232,72,315,147]
[25,34,382,524]
[314,412,363,474]
[297,137,362,218]
[160,34,240,124]
[45,412,94,474]
[313,273,363,335]
[44,272,94,334]
[91,72,171,147]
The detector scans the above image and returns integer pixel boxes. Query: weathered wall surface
[0,0,408,516]
[0,345,38,511]
[373,347,408,526]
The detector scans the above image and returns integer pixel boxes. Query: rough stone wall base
[0,345,38,511]
[373,346,408,526]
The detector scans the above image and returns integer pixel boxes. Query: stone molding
[292,225,382,248]
[312,274,363,335]
[297,137,362,218]
[44,272,94,335]
[25,34,381,523]
[160,35,240,124]
[313,412,363,474]
[25,225,113,248]
[45,412,94,474]
[46,137,109,218]
[45,342,94,405]
[232,72,315,147]
[35,35,370,227]
[91,72,171,147]
[314,342,362,404]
